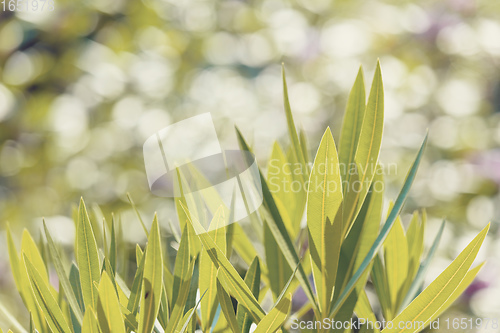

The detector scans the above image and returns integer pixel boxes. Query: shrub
[0,62,489,333]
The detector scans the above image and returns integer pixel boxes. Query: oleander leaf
[165,259,196,333]
[236,126,319,316]
[329,132,428,318]
[384,213,408,313]
[343,61,384,233]
[177,290,207,333]
[182,202,266,323]
[399,220,445,311]
[81,307,99,333]
[282,64,308,184]
[43,221,84,324]
[253,293,291,333]
[6,225,22,295]
[96,271,126,333]
[76,198,100,309]
[236,257,261,333]
[172,224,190,307]
[138,214,163,333]
[216,280,240,333]
[126,243,146,316]
[307,127,343,315]
[429,262,485,322]
[339,66,366,188]
[200,207,227,331]
[381,224,489,333]
[24,255,72,333]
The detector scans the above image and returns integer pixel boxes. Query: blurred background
[1,0,500,330]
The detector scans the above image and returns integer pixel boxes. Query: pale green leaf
[200,207,227,331]
[253,293,291,333]
[381,224,489,333]
[96,271,126,333]
[138,214,163,333]
[24,255,72,333]
[236,257,261,333]
[307,127,343,315]
[344,61,384,233]
[43,221,84,324]
[329,133,428,318]
[77,198,101,309]
[216,280,240,333]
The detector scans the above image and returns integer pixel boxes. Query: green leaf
[332,169,384,329]
[339,66,366,187]
[69,264,85,312]
[282,64,308,184]
[355,291,380,333]
[264,221,291,302]
[172,224,191,307]
[429,262,485,322]
[253,293,291,333]
[126,244,146,316]
[384,214,408,314]
[165,259,196,333]
[372,255,391,320]
[399,220,445,311]
[343,61,384,233]
[81,307,99,333]
[267,142,296,237]
[126,193,148,236]
[77,198,101,309]
[24,255,72,333]
[381,224,490,333]
[109,217,117,274]
[22,230,49,284]
[237,257,261,333]
[200,207,227,331]
[216,280,240,333]
[307,127,343,315]
[236,126,319,316]
[138,214,163,333]
[177,290,207,333]
[96,271,126,333]
[329,132,428,318]
[6,225,22,295]
[182,202,266,323]
[43,221,84,324]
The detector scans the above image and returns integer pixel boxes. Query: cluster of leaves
[0,62,489,333]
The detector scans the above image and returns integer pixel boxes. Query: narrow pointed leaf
[138,215,163,333]
[216,280,240,333]
[96,271,126,333]
[24,255,72,333]
[344,61,384,231]
[307,127,343,315]
[400,220,446,311]
[253,293,291,333]
[43,221,84,324]
[236,126,319,315]
[339,66,366,184]
[329,133,428,318]
[200,207,227,331]
[77,198,100,309]
[381,224,489,333]
[182,202,266,322]
[236,257,261,333]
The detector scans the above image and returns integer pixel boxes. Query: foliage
[0,63,489,333]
